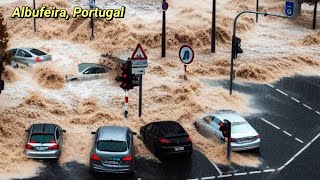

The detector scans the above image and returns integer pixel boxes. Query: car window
[83,67,96,74]
[16,49,32,57]
[96,67,106,74]
[30,134,55,143]
[213,117,223,125]
[30,49,46,56]
[127,132,130,148]
[145,124,153,132]
[150,126,159,136]
[9,49,17,55]
[56,128,60,140]
[97,140,127,152]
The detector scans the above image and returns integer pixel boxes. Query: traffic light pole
[161,0,166,58]
[230,11,289,95]
[224,120,231,160]
[124,90,128,118]
[91,16,94,40]
[313,0,318,29]
[211,0,216,53]
[256,0,259,23]
[33,0,36,32]
[0,57,4,94]
[138,75,142,117]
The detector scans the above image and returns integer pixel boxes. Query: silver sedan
[203,113,260,151]
[90,126,136,175]
[9,48,52,67]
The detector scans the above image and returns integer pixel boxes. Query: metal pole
[256,0,259,23]
[161,0,166,58]
[211,0,216,53]
[33,0,36,32]
[0,57,4,94]
[124,90,128,118]
[139,75,142,117]
[313,0,318,29]
[91,16,94,40]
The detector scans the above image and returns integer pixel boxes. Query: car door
[15,49,34,65]
[82,67,96,80]
[55,127,62,146]
[210,117,224,140]
[95,67,107,79]
[144,124,155,152]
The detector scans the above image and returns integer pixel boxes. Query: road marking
[248,171,262,174]
[316,111,320,115]
[276,89,288,96]
[263,169,275,173]
[311,133,320,143]
[290,97,300,103]
[277,165,285,171]
[217,174,232,178]
[303,104,312,110]
[234,172,247,176]
[284,156,295,166]
[187,179,199,180]
[267,84,274,88]
[210,161,223,175]
[260,117,280,130]
[283,131,292,137]
[201,176,216,180]
[295,138,304,144]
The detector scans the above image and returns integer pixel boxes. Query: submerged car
[25,123,66,159]
[140,121,193,160]
[203,113,260,151]
[66,63,110,81]
[90,126,136,175]
[9,48,52,67]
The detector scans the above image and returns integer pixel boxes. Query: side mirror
[132,132,137,136]
[63,130,66,133]
[91,132,96,135]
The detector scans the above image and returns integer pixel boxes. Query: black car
[140,121,193,160]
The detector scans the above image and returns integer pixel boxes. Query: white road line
[276,89,288,96]
[137,178,142,180]
[316,111,320,115]
[210,161,223,175]
[311,133,320,143]
[263,169,275,173]
[277,166,285,171]
[267,84,274,88]
[187,179,199,180]
[290,97,300,103]
[234,172,248,176]
[303,104,312,110]
[201,176,216,180]
[284,156,295,166]
[217,174,232,178]
[283,131,292,137]
[295,138,304,144]
[248,171,262,174]
[260,117,280,130]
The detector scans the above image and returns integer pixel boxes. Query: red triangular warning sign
[131,44,148,60]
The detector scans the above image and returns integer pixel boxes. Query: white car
[202,112,260,151]
[66,63,110,82]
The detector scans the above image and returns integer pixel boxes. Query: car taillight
[48,144,59,150]
[122,155,132,161]
[26,143,33,150]
[50,140,56,143]
[159,138,171,144]
[230,138,237,142]
[256,135,260,138]
[90,154,101,161]
[35,57,41,63]
[186,136,192,142]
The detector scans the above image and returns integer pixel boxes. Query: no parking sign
[179,45,194,77]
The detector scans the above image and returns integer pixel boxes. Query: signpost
[131,44,148,117]
[161,0,168,58]
[89,0,96,40]
[0,58,4,94]
[33,0,36,32]
[211,0,216,53]
[179,45,194,77]
[313,0,318,29]
[285,0,295,17]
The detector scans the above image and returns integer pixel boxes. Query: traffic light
[120,61,133,90]
[0,58,4,94]
[232,36,243,59]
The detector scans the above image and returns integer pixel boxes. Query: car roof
[31,123,57,134]
[97,126,128,141]
[149,121,187,137]
[78,63,107,72]
[212,113,247,123]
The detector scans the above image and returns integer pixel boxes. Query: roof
[150,121,187,138]
[31,123,57,134]
[212,113,247,123]
[97,126,128,141]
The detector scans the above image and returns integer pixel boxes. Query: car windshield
[30,49,46,56]
[30,134,55,143]
[97,140,127,152]
[78,63,97,73]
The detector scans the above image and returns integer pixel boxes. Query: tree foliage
[0,11,11,65]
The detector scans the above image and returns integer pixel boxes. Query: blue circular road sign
[162,1,169,11]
